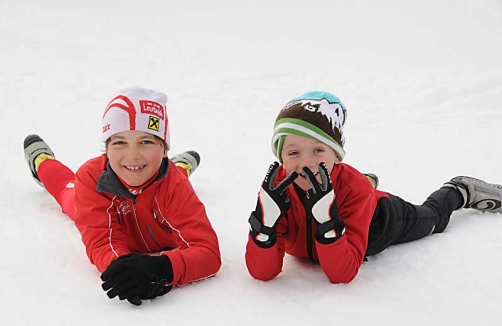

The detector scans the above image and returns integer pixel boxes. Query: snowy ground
[1,0,502,325]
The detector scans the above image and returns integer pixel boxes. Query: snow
[1,0,502,324]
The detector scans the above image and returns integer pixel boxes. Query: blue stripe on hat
[290,91,346,112]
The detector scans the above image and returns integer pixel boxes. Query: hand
[101,253,173,303]
[126,282,173,306]
[303,163,345,242]
[248,162,298,242]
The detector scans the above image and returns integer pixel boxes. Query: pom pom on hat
[102,86,170,148]
[271,91,347,162]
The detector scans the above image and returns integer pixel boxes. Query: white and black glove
[303,163,345,244]
[249,162,298,246]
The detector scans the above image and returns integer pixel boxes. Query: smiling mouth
[124,165,146,170]
[300,171,319,178]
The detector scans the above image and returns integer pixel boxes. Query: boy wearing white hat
[24,86,221,305]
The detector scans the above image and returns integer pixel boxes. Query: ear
[333,151,342,164]
[161,141,168,158]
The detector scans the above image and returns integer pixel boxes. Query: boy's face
[281,134,340,191]
[106,130,167,187]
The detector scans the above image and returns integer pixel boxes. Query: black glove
[303,163,345,244]
[101,253,173,303]
[126,282,173,306]
[248,162,298,245]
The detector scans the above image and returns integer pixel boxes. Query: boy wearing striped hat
[245,91,502,283]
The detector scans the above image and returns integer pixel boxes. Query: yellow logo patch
[148,116,160,131]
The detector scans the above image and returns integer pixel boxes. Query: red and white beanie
[101,86,170,149]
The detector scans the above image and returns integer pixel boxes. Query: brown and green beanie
[272,91,347,162]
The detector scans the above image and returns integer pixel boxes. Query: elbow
[211,252,222,275]
[245,257,281,281]
[324,268,359,284]
[247,268,280,282]
[326,273,357,284]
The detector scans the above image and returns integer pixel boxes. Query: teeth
[300,171,319,177]
[125,165,145,170]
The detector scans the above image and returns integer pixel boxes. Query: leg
[363,173,379,189]
[38,159,77,220]
[390,186,463,244]
[24,134,76,220]
[170,150,201,178]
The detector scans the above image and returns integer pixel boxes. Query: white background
[1,0,502,325]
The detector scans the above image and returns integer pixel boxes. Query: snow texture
[1,0,501,325]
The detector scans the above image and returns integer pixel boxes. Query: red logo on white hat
[140,100,164,120]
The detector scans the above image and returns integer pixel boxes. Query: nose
[300,156,316,171]
[126,146,141,159]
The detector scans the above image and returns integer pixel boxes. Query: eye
[314,148,325,153]
[287,150,299,157]
[111,140,126,146]
[140,140,155,145]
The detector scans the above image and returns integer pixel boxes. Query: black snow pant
[366,186,463,256]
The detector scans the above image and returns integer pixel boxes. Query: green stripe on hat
[272,118,345,162]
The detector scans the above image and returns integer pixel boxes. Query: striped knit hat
[101,86,170,149]
[272,91,347,162]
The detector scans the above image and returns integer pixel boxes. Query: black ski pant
[389,186,463,245]
[366,186,464,256]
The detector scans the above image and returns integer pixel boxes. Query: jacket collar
[96,157,169,199]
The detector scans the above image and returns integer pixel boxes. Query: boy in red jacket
[245,91,502,284]
[24,87,221,305]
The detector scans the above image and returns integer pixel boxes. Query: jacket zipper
[132,199,152,253]
[306,211,314,261]
[297,189,314,261]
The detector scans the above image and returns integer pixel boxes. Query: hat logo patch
[148,116,160,131]
[297,99,345,132]
[140,100,164,120]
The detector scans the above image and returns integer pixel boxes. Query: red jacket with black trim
[73,155,221,286]
[245,162,389,283]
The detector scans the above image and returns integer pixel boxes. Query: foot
[170,150,200,177]
[363,173,379,189]
[443,176,502,213]
[24,134,55,188]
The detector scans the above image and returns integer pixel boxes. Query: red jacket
[73,155,221,286]
[245,163,389,283]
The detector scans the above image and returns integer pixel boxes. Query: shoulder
[156,161,195,195]
[332,163,374,195]
[76,155,108,182]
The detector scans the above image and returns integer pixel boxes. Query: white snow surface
[1,0,502,325]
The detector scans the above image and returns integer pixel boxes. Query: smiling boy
[245,91,502,283]
[24,87,221,305]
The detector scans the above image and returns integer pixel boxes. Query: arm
[245,212,289,281]
[73,167,130,273]
[303,163,374,283]
[315,191,374,283]
[245,162,297,281]
[159,177,221,286]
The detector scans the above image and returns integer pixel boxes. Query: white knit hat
[101,86,170,149]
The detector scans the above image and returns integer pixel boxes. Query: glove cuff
[248,211,276,236]
[315,219,346,244]
[154,255,174,284]
[250,229,277,248]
